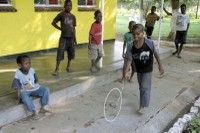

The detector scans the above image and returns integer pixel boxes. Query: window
[78,0,97,11]
[0,0,17,12]
[34,0,64,12]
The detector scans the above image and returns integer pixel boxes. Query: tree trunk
[139,0,144,23]
[196,0,199,19]
[167,0,179,40]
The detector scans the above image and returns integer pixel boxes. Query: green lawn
[116,15,200,43]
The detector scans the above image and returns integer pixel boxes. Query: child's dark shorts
[175,31,187,44]
[56,37,75,61]
[146,27,154,37]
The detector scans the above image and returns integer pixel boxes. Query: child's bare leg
[95,57,101,64]
[177,44,183,58]
[94,57,101,70]
[66,59,72,72]
[90,59,97,72]
[52,61,60,76]
[172,43,179,55]
[120,59,127,83]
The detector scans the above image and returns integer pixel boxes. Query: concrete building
[0,0,117,57]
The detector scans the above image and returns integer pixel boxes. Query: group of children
[122,4,189,113]
[11,0,104,119]
[11,0,189,119]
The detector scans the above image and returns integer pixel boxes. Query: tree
[196,0,199,19]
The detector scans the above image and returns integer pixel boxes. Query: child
[12,55,51,119]
[122,21,136,82]
[125,24,164,114]
[52,0,77,76]
[164,4,190,58]
[88,10,104,72]
[145,6,160,39]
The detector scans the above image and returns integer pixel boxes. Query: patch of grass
[183,113,200,133]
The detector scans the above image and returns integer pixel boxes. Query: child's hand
[73,39,77,46]
[25,84,32,90]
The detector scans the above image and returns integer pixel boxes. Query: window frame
[0,0,17,12]
[34,0,64,12]
[78,0,97,11]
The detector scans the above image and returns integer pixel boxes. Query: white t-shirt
[12,68,40,91]
[173,12,190,31]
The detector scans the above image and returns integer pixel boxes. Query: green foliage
[184,113,200,133]
[187,12,198,19]
[116,15,200,43]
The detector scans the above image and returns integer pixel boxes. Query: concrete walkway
[1,40,200,132]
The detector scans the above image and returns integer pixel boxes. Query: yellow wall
[0,0,116,57]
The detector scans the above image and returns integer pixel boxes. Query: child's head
[64,0,72,13]
[94,10,102,23]
[180,4,186,14]
[151,6,156,13]
[16,55,31,73]
[132,24,144,41]
[128,21,136,32]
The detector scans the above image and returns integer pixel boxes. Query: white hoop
[104,80,125,122]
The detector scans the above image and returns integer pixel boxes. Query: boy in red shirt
[88,10,104,72]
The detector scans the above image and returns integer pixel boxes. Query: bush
[183,113,200,133]
[188,12,196,19]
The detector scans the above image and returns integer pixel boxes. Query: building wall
[0,0,116,57]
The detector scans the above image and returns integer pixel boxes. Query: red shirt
[89,22,102,45]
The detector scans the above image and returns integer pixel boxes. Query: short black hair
[132,24,144,32]
[129,21,136,26]
[64,0,72,5]
[181,4,186,8]
[152,6,156,9]
[16,55,29,64]
[94,10,101,17]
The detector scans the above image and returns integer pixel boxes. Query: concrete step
[135,87,198,132]
[0,46,173,127]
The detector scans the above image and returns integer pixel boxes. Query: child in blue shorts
[12,55,51,119]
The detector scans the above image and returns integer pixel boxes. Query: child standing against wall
[125,24,164,114]
[52,0,77,76]
[88,10,104,72]
[12,55,51,119]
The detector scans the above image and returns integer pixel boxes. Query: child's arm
[73,26,77,46]
[186,23,190,32]
[163,8,172,16]
[124,59,132,80]
[154,52,164,75]
[51,20,61,30]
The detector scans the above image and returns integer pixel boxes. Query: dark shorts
[56,37,75,61]
[146,27,154,38]
[175,31,187,44]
